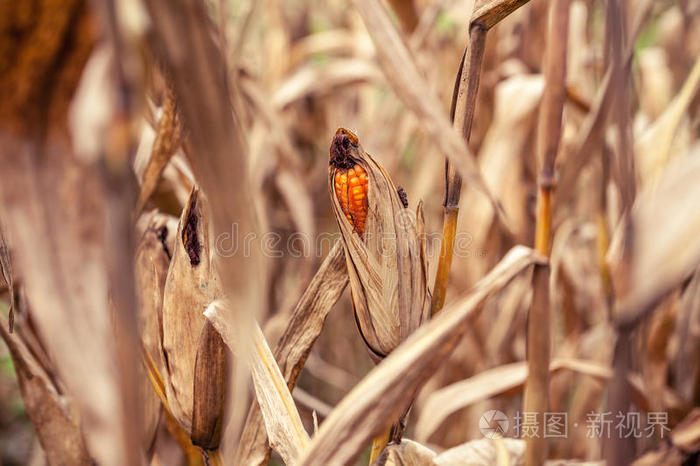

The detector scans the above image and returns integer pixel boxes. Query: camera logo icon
[479,410,509,439]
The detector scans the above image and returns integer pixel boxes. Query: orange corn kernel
[334,164,369,236]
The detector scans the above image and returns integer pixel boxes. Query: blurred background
[1,0,699,464]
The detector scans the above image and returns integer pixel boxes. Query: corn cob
[330,129,369,237]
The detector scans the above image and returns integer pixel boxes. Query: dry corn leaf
[205,300,310,465]
[144,0,263,442]
[351,0,510,229]
[235,240,348,466]
[635,56,700,186]
[135,86,183,216]
[329,128,430,359]
[288,30,356,68]
[161,188,223,433]
[0,315,91,465]
[0,112,138,466]
[632,408,700,465]
[0,224,14,331]
[191,319,229,449]
[464,74,544,251]
[609,144,700,325]
[273,58,382,109]
[671,266,700,403]
[297,246,545,465]
[415,358,612,441]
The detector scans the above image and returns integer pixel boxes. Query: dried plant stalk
[0,1,143,462]
[472,0,534,30]
[432,24,487,317]
[524,0,570,464]
[432,0,533,316]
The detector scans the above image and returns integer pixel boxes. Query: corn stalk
[523,1,570,464]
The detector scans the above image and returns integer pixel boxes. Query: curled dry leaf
[351,0,510,229]
[135,85,183,216]
[235,240,348,466]
[632,408,700,465]
[0,224,14,331]
[0,315,91,466]
[298,246,545,466]
[161,187,226,442]
[205,300,310,465]
[328,128,430,360]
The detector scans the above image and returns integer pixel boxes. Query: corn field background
[0,0,699,465]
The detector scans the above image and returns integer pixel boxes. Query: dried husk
[161,187,226,440]
[373,439,436,466]
[328,128,430,359]
[134,212,176,451]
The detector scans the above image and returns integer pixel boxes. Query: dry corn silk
[328,128,430,361]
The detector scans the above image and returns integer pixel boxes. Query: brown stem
[524,0,570,464]
[431,24,486,317]
[523,263,551,465]
[472,0,533,30]
[431,0,534,317]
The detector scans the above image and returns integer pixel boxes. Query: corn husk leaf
[134,212,175,450]
[191,319,229,449]
[328,129,430,358]
[373,439,436,466]
[161,187,223,433]
[434,438,525,466]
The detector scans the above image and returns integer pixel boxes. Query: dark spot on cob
[397,186,408,208]
[183,198,201,266]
